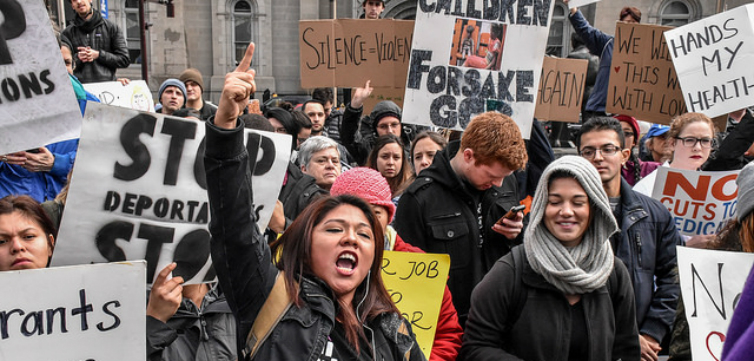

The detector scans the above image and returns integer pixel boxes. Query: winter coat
[203,119,425,361]
[460,246,640,361]
[341,102,411,166]
[146,286,236,361]
[61,11,130,83]
[394,142,522,326]
[569,10,612,113]
[278,162,327,228]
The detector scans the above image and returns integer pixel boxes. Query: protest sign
[382,250,451,358]
[299,19,413,88]
[0,261,146,361]
[402,1,555,138]
[607,23,687,124]
[664,5,754,118]
[51,103,290,284]
[566,0,600,9]
[84,80,155,112]
[651,167,740,236]
[0,0,81,154]
[677,247,754,361]
[363,86,406,114]
[535,57,588,122]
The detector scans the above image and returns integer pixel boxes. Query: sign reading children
[402,0,555,137]
[51,103,291,285]
[0,0,81,154]
[665,4,754,118]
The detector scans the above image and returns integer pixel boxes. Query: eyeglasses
[579,144,621,159]
[674,137,713,148]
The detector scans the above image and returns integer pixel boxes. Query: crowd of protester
[4,0,754,360]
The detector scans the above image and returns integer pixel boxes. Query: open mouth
[336,252,357,275]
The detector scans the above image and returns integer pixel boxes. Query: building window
[125,0,141,64]
[547,3,569,57]
[232,0,256,66]
[660,0,694,27]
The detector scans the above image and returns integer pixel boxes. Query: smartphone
[25,148,40,154]
[496,204,525,225]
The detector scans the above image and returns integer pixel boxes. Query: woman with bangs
[366,134,413,200]
[0,195,56,271]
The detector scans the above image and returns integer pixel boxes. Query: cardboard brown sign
[607,23,687,124]
[535,57,588,122]
[299,19,414,88]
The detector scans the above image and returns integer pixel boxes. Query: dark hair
[410,131,447,172]
[240,113,274,132]
[578,116,625,150]
[619,7,642,22]
[707,213,754,253]
[291,110,312,130]
[171,108,202,119]
[270,195,398,350]
[490,24,504,40]
[265,107,299,135]
[0,196,56,259]
[312,88,334,104]
[301,99,325,114]
[366,135,412,197]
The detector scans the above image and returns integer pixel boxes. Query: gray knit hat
[158,78,187,106]
[736,162,754,221]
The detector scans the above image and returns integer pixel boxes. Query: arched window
[124,0,141,64]
[660,0,694,27]
[232,0,255,65]
[547,3,569,57]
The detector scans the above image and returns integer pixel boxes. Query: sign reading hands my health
[0,0,81,154]
[382,250,450,358]
[51,103,290,284]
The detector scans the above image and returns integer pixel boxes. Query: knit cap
[330,167,396,224]
[736,162,754,221]
[179,68,204,91]
[158,78,187,106]
[614,114,639,139]
[370,101,402,133]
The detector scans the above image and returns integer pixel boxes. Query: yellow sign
[381,251,451,359]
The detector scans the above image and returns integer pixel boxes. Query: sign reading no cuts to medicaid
[677,247,754,361]
[651,167,740,236]
[0,0,81,154]
[402,0,555,138]
[0,261,146,361]
[83,80,156,112]
[665,4,754,118]
[51,103,291,284]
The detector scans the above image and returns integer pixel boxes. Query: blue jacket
[614,178,681,342]
[569,10,613,113]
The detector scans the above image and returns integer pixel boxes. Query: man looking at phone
[394,112,527,327]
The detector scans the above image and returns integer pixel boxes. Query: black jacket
[460,246,640,361]
[278,162,327,228]
[341,103,411,166]
[61,12,129,83]
[203,119,424,361]
[394,142,522,325]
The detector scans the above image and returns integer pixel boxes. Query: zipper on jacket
[634,233,642,266]
[434,211,461,220]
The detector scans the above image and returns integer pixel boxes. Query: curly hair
[460,112,528,170]
[667,112,716,140]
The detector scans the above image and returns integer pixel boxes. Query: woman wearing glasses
[633,113,716,196]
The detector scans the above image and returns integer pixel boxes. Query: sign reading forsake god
[402,0,555,137]
[665,4,754,118]
[51,103,290,284]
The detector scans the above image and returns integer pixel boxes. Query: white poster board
[402,1,555,138]
[677,247,754,361]
[51,103,290,284]
[0,0,82,154]
[84,80,155,112]
[0,261,146,361]
[567,0,600,9]
[651,167,740,236]
[665,4,754,118]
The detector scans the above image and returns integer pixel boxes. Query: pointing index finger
[235,43,256,73]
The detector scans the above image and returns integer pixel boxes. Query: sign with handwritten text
[607,23,687,124]
[535,57,588,122]
[665,4,754,118]
[299,19,413,88]
[382,251,450,358]
[652,168,740,236]
[677,247,754,361]
[83,80,155,112]
[0,261,146,361]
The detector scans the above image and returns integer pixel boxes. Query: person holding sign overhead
[204,43,425,361]
[460,156,640,361]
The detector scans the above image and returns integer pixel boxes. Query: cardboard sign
[0,0,81,154]
[535,57,588,122]
[51,103,291,284]
[651,167,740,236]
[402,2,555,137]
[0,261,146,361]
[84,80,155,112]
[677,247,754,361]
[299,19,413,88]
[607,23,687,124]
[382,250,451,359]
[665,5,754,118]
[362,86,406,115]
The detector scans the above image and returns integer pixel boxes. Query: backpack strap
[398,322,411,361]
[507,246,528,330]
[242,271,293,361]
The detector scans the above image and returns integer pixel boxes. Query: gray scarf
[524,156,618,294]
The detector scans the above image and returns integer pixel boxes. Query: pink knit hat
[330,167,396,223]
